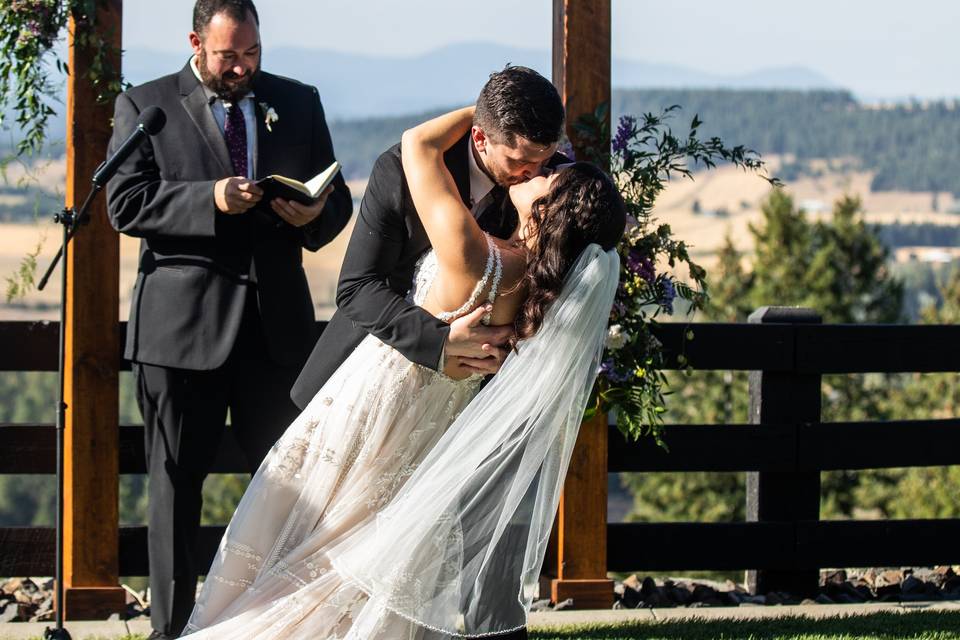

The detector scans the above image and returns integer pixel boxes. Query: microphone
[92,105,167,187]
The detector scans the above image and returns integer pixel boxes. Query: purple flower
[599,358,632,384]
[626,250,656,285]
[612,115,636,155]
[659,279,676,314]
[610,301,627,320]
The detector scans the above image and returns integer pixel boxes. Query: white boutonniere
[260,101,279,132]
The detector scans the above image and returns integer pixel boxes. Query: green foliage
[578,105,776,443]
[621,189,910,524]
[613,89,960,196]
[530,611,960,640]
[0,0,124,156]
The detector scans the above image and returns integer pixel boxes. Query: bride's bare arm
[400,107,489,278]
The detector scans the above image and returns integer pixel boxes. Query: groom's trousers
[134,297,301,637]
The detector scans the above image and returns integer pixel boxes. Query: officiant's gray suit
[106,60,351,637]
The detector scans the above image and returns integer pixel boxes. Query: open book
[255,161,341,206]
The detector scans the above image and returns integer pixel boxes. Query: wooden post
[62,0,126,619]
[548,0,613,610]
[746,307,822,598]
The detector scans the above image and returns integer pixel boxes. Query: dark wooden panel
[797,324,960,373]
[0,525,227,577]
[0,526,57,576]
[608,423,796,472]
[0,320,329,373]
[608,518,960,572]
[796,519,960,568]
[0,424,249,475]
[607,521,795,572]
[801,419,960,470]
[652,322,795,371]
[0,322,59,372]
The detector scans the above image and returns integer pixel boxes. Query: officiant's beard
[198,49,261,102]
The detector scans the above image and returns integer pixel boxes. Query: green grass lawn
[15,611,960,640]
[529,611,960,640]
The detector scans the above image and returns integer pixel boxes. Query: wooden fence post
[62,0,126,619]
[746,306,822,598]
[547,0,614,609]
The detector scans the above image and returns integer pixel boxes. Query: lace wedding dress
[183,241,619,639]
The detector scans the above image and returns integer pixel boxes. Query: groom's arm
[336,150,450,370]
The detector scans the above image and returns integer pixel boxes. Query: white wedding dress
[183,240,619,639]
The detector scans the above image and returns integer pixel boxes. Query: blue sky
[122,0,959,100]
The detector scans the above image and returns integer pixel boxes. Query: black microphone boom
[91,105,166,187]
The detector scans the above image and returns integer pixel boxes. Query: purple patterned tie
[223,101,248,178]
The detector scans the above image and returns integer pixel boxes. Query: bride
[182,106,625,638]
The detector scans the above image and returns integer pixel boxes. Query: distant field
[0,178,366,321]
[2,154,959,321]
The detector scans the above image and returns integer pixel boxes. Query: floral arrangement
[0,0,124,155]
[574,104,778,445]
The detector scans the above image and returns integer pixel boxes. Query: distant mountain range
[120,42,839,120]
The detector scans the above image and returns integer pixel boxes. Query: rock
[621,574,642,592]
[0,601,19,623]
[553,598,574,611]
[1,579,23,596]
[876,569,904,588]
[690,584,724,606]
[822,569,847,586]
[942,575,960,595]
[800,598,818,605]
[666,584,693,606]
[639,576,658,600]
[876,582,902,599]
[620,583,642,608]
[901,576,925,596]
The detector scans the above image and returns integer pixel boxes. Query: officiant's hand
[444,304,513,376]
[215,177,263,214]
[270,185,334,227]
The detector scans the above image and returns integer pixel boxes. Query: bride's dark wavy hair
[515,161,626,342]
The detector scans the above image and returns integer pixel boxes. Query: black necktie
[476,185,510,237]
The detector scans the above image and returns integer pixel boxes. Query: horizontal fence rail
[5,419,960,475]
[6,320,960,373]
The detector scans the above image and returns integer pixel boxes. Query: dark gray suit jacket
[290,133,566,410]
[107,62,352,371]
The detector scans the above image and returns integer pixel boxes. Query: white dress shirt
[191,56,258,179]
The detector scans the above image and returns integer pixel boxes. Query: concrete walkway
[1,601,958,639]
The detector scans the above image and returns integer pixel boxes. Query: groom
[290,66,568,640]
[292,65,568,405]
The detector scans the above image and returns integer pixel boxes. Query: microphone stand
[36,174,105,640]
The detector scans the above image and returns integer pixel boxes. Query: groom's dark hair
[475,66,565,147]
[193,0,260,36]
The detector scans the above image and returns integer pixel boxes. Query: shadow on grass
[530,611,960,640]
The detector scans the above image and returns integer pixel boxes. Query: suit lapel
[251,81,278,180]
[178,63,233,176]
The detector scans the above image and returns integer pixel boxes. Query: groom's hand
[445,304,513,376]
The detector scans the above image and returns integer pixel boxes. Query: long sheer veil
[328,244,619,637]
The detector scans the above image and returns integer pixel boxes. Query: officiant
[105,1,351,637]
